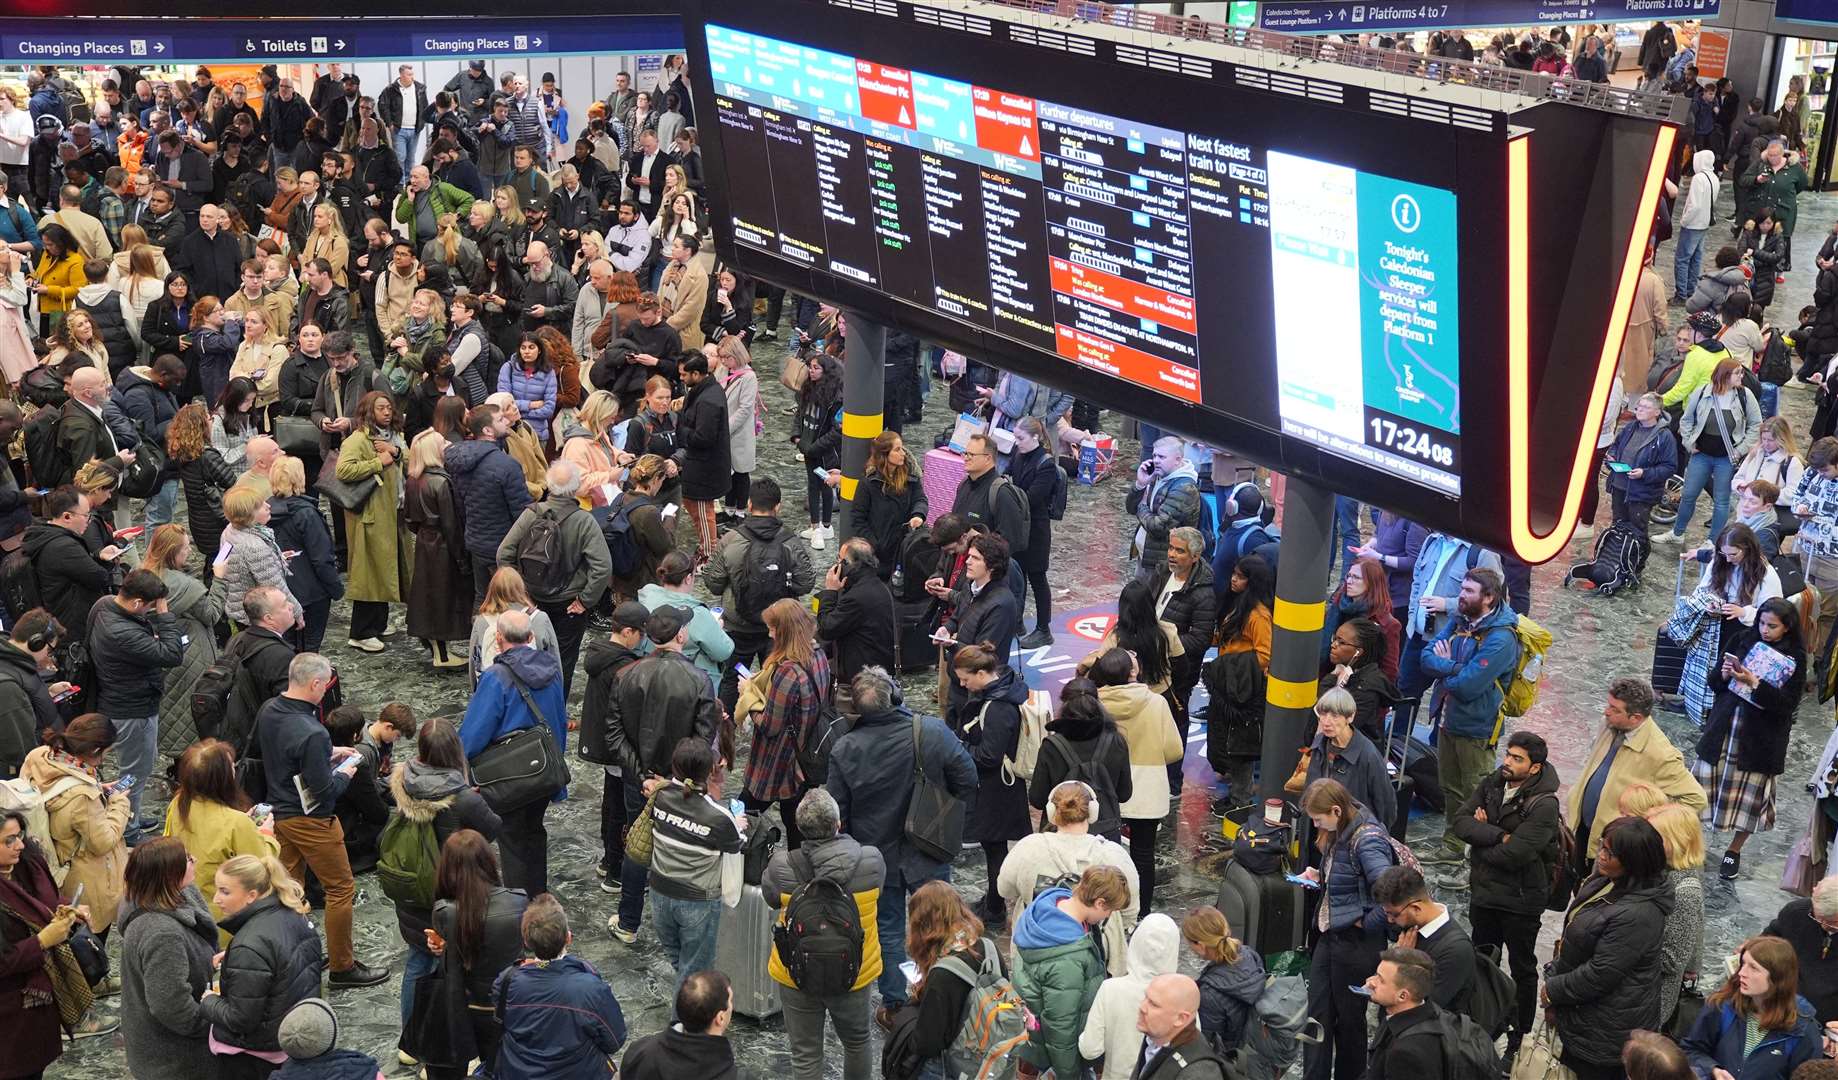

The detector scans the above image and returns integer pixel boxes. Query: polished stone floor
[51,184,1838,1079]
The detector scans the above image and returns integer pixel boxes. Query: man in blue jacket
[463,609,567,897]
[446,403,534,596]
[1417,566,1521,869]
[826,666,976,1027]
[492,894,628,1080]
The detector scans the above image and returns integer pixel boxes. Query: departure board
[705,23,1464,494]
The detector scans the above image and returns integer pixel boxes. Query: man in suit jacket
[624,129,670,221]
[659,234,709,350]
[57,367,131,486]
[149,130,211,226]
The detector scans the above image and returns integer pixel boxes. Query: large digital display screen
[705,23,1464,493]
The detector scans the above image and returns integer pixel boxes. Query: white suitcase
[717,884,782,1018]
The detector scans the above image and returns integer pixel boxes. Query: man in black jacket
[258,652,390,988]
[293,258,353,338]
[818,538,896,694]
[548,163,597,263]
[216,585,298,747]
[702,477,815,715]
[590,295,682,417]
[951,432,1030,562]
[676,354,730,559]
[262,78,313,170]
[1764,880,1838,1023]
[1363,948,1447,1080]
[308,332,374,456]
[1375,866,1475,1017]
[1133,974,1232,1080]
[0,611,64,780]
[622,971,738,1080]
[19,488,119,656]
[579,600,652,882]
[86,568,183,841]
[58,366,132,488]
[170,202,242,300]
[1448,730,1561,1055]
[149,130,210,225]
[609,606,722,942]
[446,405,534,596]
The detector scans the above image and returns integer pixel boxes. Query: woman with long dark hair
[1206,554,1275,798]
[119,837,219,1080]
[162,739,276,935]
[849,429,927,578]
[942,533,1022,726]
[500,332,559,445]
[1319,617,1399,744]
[1027,678,1133,843]
[1678,522,1782,726]
[952,640,1033,929]
[210,376,261,468]
[418,830,528,1079]
[1545,816,1674,1080]
[1681,935,1822,1080]
[1008,416,1062,648]
[1695,595,1806,879]
[1086,576,1178,695]
[794,350,845,549]
[1320,557,1402,682]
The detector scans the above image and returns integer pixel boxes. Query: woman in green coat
[337,390,411,652]
[1011,865,1129,1078]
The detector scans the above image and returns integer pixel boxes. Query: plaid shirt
[95,190,123,251]
[743,650,832,801]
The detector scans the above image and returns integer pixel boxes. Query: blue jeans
[393,127,420,184]
[1329,496,1363,583]
[876,867,948,1005]
[1761,382,1781,418]
[112,714,158,842]
[1672,452,1735,542]
[398,940,437,1031]
[652,893,722,996]
[1675,227,1707,301]
[143,478,178,528]
[617,777,652,932]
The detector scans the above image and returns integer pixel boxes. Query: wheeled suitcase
[1216,857,1305,957]
[715,884,782,1018]
[895,599,938,674]
[1651,561,1691,696]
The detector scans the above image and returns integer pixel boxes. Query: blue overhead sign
[1777,0,1838,23]
[1259,0,1719,33]
[1,16,680,63]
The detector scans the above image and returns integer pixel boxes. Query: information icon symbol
[1390,193,1422,233]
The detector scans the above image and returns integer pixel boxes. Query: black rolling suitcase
[1651,561,1691,696]
[895,599,939,674]
[1217,855,1306,957]
[1382,725,1415,841]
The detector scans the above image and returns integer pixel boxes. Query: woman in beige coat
[17,714,132,935]
[300,202,350,289]
[337,390,410,651]
[1086,647,1182,916]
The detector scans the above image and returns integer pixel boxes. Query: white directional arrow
[334,39,346,49]
[532,36,543,48]
[154,41,165,52]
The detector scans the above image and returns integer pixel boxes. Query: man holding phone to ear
[86,568,184,844]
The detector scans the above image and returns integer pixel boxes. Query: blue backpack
[602,493,644,577]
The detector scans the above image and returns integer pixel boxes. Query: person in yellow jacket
[30,223,87,330]
[161,739,280,944]
[762,787,886,1080]
[17,714,131,936]
[1566,677,1708,870]
[1661,309,1733,410]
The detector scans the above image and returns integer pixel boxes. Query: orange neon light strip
[1508,124,1676,564]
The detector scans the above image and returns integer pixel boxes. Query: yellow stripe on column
[1273,597,1327,633]
[839,475,859,501]
[1267,674,1319,710]
[841,412,884,439]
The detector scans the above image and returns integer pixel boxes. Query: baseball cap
[611,601,650,632]
[35,115,62,134]
[645,605,691,645]
[469,59,486,71]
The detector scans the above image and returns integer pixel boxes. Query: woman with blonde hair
[228,306,285,411]
[608,453,674,600]
[558,389,630,517]
[740,598,831,849]
[110,235,170,335]
[43,308,108,371]
[169,402,240,559]
[218,484,302,629]
[713,336,759,519]
[139,524,228,749]
[491,186,525,232]
[337,390,409,653]
[300,200,350,289]
[1735,413,1805,497]
[468,567,563,687]
[463,197,505,254]
[383,287,447,395]
[405,429,473,668]
[570,229,607,284]
[1647,802,1706,1027]
[997,780,1137,972]
[1183,905,1266,1049]
[199,853,323,1076]
[265,455,341,652]
[420,212,482,301]
[1616,781,1669,818]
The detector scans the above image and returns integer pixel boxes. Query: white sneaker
[346,637,385,654]
[809,526,829,551]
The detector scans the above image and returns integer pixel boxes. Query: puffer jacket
[111,365,180,441]
[606,649,721,778]
[1197,945,1266,1052]
[1319,808,1396,933]
[86,595,184,718]
[1079,914,1180,1080]
[197,892,326,1054]
[762,832,887,990]
[1688,265,1749,315]
[1545,875,1675,1066]
[220,523,303,627]
[1606,419,1680,504]
[432,886,528,1007]
[267,493,343,608]
[177,449,239,559]
[996,829,1139,976]
[497,359,559,441]
[1012,886,1108,1079]
[0,640,58,780]
[1682,996,1822,1080]
[18,746,130,928]
[1448,760,1563,916]
[158,570,226,751]
[19,521,111,643]
[1126,464,1200,571]
[118,888,219,1080]
[1150,562,1217,693]
[446,436,534,558]
[1419,603,1521,742]
[387,761,504,944]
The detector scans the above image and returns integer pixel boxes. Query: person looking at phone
[0,609,67,779]
[22,486,119,678]
[2,804,111,1062]
[18,713,130,948]
[1605,391,1679,540]
[86,568,184,844]
[1361,947,1447,1080]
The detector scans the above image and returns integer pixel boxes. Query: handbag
[780,351,809,394]
[1510,1017,1578,1080]
[317,449,379,514]
[67,922,107,986]
[272,414,321,457]
[399,957,476,1067]
[903,713,965,863]
[1782,818,1821,897]
[624,785,662,866]
[0,897,95,1030]
[1669,979,1707,1040]
[117,421,166,500]
[469,666,570,812]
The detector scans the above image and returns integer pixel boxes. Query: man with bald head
[390,161,474,250]
[573,257,616,364]
[1133,973,1228,1080]
[518,235,578,334]
[486,391,548,499]
[237,436,280,498]
[460,604,568,895]
[58,366,135,488]
[170,201,240,299]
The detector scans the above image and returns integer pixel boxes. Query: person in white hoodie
[997,780,1140,975]
[1078,913,1180,1080]
[1675,148,1720,304]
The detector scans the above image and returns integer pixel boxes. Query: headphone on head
[1223,481,1257,519]
[1045,779,1101,827]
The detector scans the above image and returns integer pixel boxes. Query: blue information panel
[1777,0,1838,22]
[1,17,681,63]
[1259,0,1718,34]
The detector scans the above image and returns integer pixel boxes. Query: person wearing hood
[1080,913,1180,1079]
[578,602,652,881]
[1544,816,1677,1080]
[269,997,381,1080]
[493,896,628,1080]
[1301,687,1396,831]
[265,457,342,654]
[1181,905,1266,1053]
[19,713,130,934]
[1012,865,1128,1079]
[639,549,732,685]
[1681,936,1823,1080]
[1296,778,1395,1080]
[1687,244,1750,316]
[1087,648,1182,915]
[446,402,534,596]
[621,970,735,1080]
[952,641,1036,929]
[0,611,65,780]
[461,609,567,898]
[118,837,221,1080]
[1000,780,1139,975]
[387,717,502,1047]
[1676,148,1721,304]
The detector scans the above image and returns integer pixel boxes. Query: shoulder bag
[903,713,965,863]
[272,414,321,457]
[469,664,571,812]
[317,441,381,513]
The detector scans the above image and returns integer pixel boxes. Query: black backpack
[798,691,848,786]
[23,407,67,489]
[1044,731,1123,837]
[513,504,579,603]
[191,638,254,744]
[1759,331,1795,386]
[1467,945,1519,1038]
[736,528,799,615]
[895,529,942,604]
[1567,521,1648,597]
[1046,465,1068,522]
[1400,1009,1503,1078]
[772,850,865,997]
[0,547,43,620]
[603,493,643,578]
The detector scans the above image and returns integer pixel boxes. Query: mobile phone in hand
[51,684,80,703]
